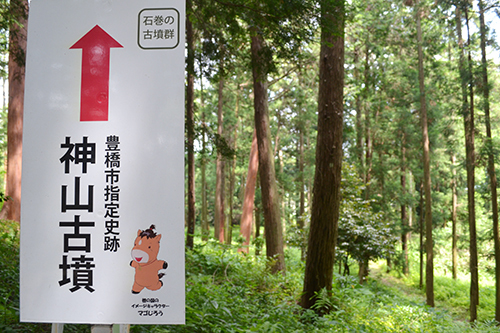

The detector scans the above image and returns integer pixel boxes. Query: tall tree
[363,42,372,200]
[455,3,478,321]
[418,182,424,289]
[226,83,241,245]
[186,0,196,249]
[199,57,209,241]
[297,98,306,260]
[451,154,458,280]
[0,0,28,222]
[466,7,478,321]
[401,132,409,276]
[478,0,499,322]
[250,28,285,273]
[301,0,345,310]
[214,57,226,243]
[415,0,434,307]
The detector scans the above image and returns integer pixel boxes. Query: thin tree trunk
[255,173,262,257]
[278,149,285,238]
[1,0,28,222]
[363,42,371,196]
[298,112,306,260]
[479,0,497,321]
[301,0,344,310]
[185,0,196,249]
[354,44,364,178]
[214,72,226,243]
[401,133,409,276]
[358,257,369,284]
[200,59,209,242]
[451,155,458,280]
[456,5,478,321]
[296,63,306,227]
[239,131,259,253]
[467,9,479,317]
[416,2,434,307]
[250,28,285,274]
[225,160,233,245]
[298,125,305,220]
[418,182,424,289]
[226,87,240,245]
[307,132,312,212]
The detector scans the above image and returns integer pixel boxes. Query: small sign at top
[138,8,180,49]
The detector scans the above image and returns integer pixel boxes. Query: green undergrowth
[385,256,497,322]
[1,221,500,332]
[0,220,52,332]
[132,242,500,333]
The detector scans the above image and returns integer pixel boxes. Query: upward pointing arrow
[71,25,123,122]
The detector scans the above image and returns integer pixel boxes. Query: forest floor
[371,263,420,300]
[1,220,497,332]
[371,261,471,322]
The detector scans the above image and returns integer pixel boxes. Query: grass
[2,221,500,332]
[383,256,498,322]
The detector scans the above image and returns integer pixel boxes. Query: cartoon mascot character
[130,224,168,294]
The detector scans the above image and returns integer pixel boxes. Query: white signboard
[20,0,185,325]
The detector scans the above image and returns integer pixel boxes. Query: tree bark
[301,0,344,310]
[226,86,240,245]
[250,28,285,274]
[418,182,424,289]
[225,161,233,244]
[200,59,209,241]
[354,44,364,179]
[479,0,498,321]
[214,73,226,243]
[416,2,434,307]
[467,10,479,319]
[185,0,196,249]
[298,111,306,260]
[451,155,458,280]
[456,5,478,321]
[358,257,369,284]
[401,133,409,276]
[239,131,258,253]
[363,43,371,197]
[1,0,28,222]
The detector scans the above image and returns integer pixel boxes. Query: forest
[3,0,500,331]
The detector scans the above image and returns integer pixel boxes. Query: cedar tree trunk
[250,28,285,274]
[451,155,458,280]
[416,3,434,307]
[479,0,497,321]
[214,74,226,242]
[1,0,28,222]
[239,130,258,253]
[456,5,478,321]
[185,0,196,249]
[301,0,344,310]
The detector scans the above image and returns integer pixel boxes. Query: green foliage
[131,241,500,333]
[0,220,20,331]
[132,243,322,333]
[2,223,500,332]
[337,165,396,266]
[0,220,89,333]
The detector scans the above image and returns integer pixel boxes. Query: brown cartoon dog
[130,224,168,294]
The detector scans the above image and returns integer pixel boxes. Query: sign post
[21,0,185,325]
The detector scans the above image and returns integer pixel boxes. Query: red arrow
[71,25,123,121]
